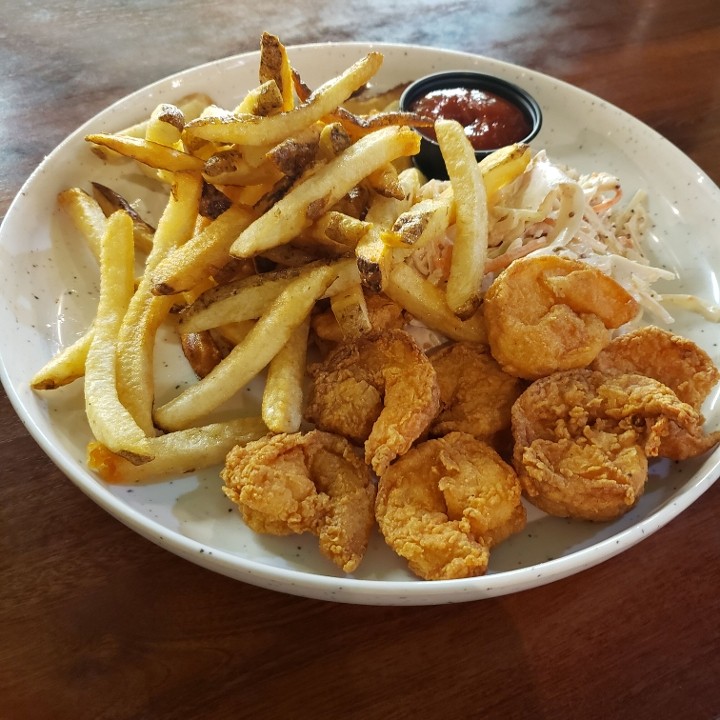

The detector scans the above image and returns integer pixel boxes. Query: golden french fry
[330,283,371,339]
[154,263,339,431]
[87,416,267,483]
[317,122,353,160]
[364,163,404,199]
[57,187,106,261]
[307,211,370,247]
[151,204,256,296]
[435,119,488,318]
[30,326,93,390]
[181,330,228,378]
[230,125,421,257]
[90,92,214,161]
[85,133,205,173]
[355,226,396,292]
[146,103,185,146]
[214,320,256,346]
[391,188,455,248]
[479,142,531,198]
[261,316,310,433]
[259,32,294,112]
[91,183,155,254]
[385,262,487,343]
[116,172,203,436]
[184,52,384,147]
[179,258,358,333]
[84,210,152,464]
[203,147,283,186]
[234,79,284,117]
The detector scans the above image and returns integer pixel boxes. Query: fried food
[591,325,719,412]
[484,255,639,380]
[222,431,375,573]
[305,328,440,476]
[375,432,526,580]
[591,326,720,460]
[429,342,525,446]
[511,369,706,520]
[311,291,409,346]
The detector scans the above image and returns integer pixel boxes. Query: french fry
[116,172,203,435]
[179,258,358,333]
[259,32,294,112]
[329,283,371,339]
[435,119,488,318]
[154,263,339,431]
[355,166,422,290]
[57,188,106,261]
[261,316,310,433]
[151,204,256,296]
[89,92,214,161]
[214,320,256,346]
[230,125,421,257]
[307,211,370,248]
[87,416,267,483]
[30,326,93,390]
[85,133,205,173]
[184,52,384,147]
[355,226,396,292]
[203,147,283,186]
[234,79,284,117]
[84,210,152,464]
[91,183,155,254]
[391,188,455,248]
[181,330,229,378]
[385,262,487,343]
[479,142,531,199]
[364,163,404,199]
[146,103,185,146]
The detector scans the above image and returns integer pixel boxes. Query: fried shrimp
[428,342,525,447]
[591,325,720,412]
[305,328,440,476]
[511,369,704,520]
[375,432,526,580]
[221,430,375,573]
[591,326,720,460]
[484,255,639,380]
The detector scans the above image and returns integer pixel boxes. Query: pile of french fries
[31,32,530,484]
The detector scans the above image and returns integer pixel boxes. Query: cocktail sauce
[409,87,531,150]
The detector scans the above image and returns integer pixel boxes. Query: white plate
[1,42,719,606]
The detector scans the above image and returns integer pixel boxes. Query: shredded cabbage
[408,149,680,325]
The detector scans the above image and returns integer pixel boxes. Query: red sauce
[409,87,531,150]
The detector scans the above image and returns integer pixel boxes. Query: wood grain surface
[2,2,719,718]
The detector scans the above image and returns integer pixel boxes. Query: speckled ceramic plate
[1,42,719,605]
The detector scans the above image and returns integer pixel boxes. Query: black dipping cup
[399,71,543,179]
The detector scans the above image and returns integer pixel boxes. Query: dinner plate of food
[1,37,718,605]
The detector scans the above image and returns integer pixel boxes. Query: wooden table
[2,2,719,718]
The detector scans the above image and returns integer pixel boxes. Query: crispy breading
[429,341,525,446]
[222,430,375,573]
[305,328,440,476]
[375,432,525,580]
[511,369,707,520]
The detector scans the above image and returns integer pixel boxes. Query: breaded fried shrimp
[222,431,375,573]
[375,432,526,580]
[305,328,440,476]
[511,369,705,520]
[591,325,720,412]
[429,341,525,445]
[484,255,639,380]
